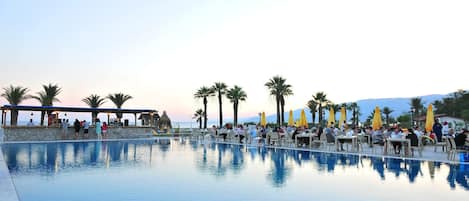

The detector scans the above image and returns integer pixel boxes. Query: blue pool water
[2,138,468,201]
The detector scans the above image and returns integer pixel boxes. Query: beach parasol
[288,110,294,126]
[372,107,382,130]
[261,112,267,127]
[339,106,346,129]
[327,107,335,127]
[425,104,434,133]
[300,109,308,128]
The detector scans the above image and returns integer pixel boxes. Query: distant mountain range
[240,94,449,124]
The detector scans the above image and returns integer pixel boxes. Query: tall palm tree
[410,97,424,117]
[347,102,359,126]
[226,85,247,126]
[82,94,106,124]
[312,92,328,127]
[193,109,204,129]
[212,82,228,128]
[382,107,393,127]
[306,99,317,126]
[280,87,293,125]
[1,85,30,126]
[107,93,132,122]
[265,76,292,126]
[32,83,62,126]
[194,86,214,129]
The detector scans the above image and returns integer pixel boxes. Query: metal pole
[134,113,137,126]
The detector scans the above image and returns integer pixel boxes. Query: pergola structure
[1,105,158,127]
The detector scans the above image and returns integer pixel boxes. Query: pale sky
[1,0,468,122]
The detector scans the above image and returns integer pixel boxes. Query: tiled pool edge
[0,148,20,201]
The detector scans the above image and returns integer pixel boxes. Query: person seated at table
[454,129,469,150]
[325,123,335,143]
[291,126,304,140]
[338,126,357,151]
[234,125,245,143]
[218,126,228,141]
[390,128,404,154]
[276,127,286,139]
[298,128,312,146]
[448,128,455,138]
[371,127,385,146]
[406,128,418,147]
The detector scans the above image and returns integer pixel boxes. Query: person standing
[83,120,90,138]
[102,122,108,138]
[95,118,102,139]
[432,119,443,142]
[74,119,81,139]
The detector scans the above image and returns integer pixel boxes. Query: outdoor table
[386,138,411,156]
[295,133,314,147]
[335,136,358,151]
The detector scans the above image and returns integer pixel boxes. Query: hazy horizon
[1,0,468,122]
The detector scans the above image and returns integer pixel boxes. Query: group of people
[206,118,469,155]
[72,118,108,139]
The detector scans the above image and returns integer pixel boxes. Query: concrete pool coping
[0,148,20,201]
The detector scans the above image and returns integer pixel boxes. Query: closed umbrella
[261,112,267,127]
[288,110,294,126]
[372,106,382,130]
[327,107,335,127]
[300,109,308,128]
[339,106,347,129]
[425,104,434,133]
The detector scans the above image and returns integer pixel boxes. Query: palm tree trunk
[233,102,238,126]
[318,106,323,127]
[280,99,285,126]
[11,110,18,126]
[92,112,98,125]
[40,111,45,126]
[199,119,202,129]
[203,98,208,129]
[276,96,281,126]
[218,94,223,128]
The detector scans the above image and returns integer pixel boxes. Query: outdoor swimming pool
[2,138,468,201]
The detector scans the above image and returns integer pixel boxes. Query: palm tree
[382,107,393,127]
[193,109,204,129]
[265,76,292,126]
[226,85,247,126]
[280,87,293,125]
[32,83,62,126]
[306,99,317,126]
[312,92,328,127]
[194,86,214,129]
[107,93,132,122]
[1,85,30,126]
[410,97,424,117]
[82,94,106,124]
[212,82,228,128]
[347,102,360,127]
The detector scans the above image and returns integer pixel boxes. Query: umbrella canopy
[339,106,347,129]
[300,109,308,128]
[327,107,335,127]
[260,112,267,127]
[288,110,294,126]
[425,104,434,133]
[372,107,382,130]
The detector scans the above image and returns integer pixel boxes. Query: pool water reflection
[2,138,468,201]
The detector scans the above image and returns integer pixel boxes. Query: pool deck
[0,148,20,201]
